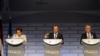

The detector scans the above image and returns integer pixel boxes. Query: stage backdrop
[3,23,100,56]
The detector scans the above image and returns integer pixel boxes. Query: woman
[10,28,27,56]
[12,28,27,44]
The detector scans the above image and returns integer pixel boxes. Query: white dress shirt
[54,33,58,39]
[86,32,93,39]
[12,34,27,44]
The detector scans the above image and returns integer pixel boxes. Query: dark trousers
[0,51,1,56]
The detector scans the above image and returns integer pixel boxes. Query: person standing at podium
[12,28,27,44]
[45,25,64,44]
[9,28,27,56]
[80,24,97,44]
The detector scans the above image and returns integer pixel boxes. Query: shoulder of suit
[82,32,96,34]
[91,32,96,34]
[13,34,26,36]
[57,33,62,35]
[22,34,26,36]
[49,33,53,34]
[59,33,63,35]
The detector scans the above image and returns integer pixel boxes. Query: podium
[43,39,62,56]
[6,39,24,56]
[82,39,100,56]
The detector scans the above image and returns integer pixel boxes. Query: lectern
[43,39,62,56]
[6,39,24,56]
[82,39,100,56]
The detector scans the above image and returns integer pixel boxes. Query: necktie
[54,33,57,39]
[88,33,91,39]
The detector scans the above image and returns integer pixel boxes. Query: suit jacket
[0,51,1,56]
[46,32,64,44]
[0,39,2,56]
[0,39,2,53]
[80,32,97,44]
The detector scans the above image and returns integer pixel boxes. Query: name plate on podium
[82,39,100,45]
[43,39,62,45]
[6,39,24,45]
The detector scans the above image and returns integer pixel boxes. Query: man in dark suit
[80,24,97,44]
[45,25,64,44]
